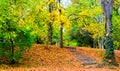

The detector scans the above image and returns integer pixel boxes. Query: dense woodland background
[0,0,120,70]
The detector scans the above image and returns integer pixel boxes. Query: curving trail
[65,47,97,68]
[65,47,120,70]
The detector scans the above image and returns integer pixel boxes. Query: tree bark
[60,23,63,48]
[10,38,15,64]
[58,0,64,48]
[48,22,52,45]
[101,0,117,65]
[48,2,53,45]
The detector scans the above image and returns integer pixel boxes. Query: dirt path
[64,47,120,71]
[65,47,97,68]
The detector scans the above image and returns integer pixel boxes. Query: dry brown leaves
[0,45,120,71]
[23,44,81,68]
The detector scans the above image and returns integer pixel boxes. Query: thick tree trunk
[101,0,117,65]
[60,24,63,48]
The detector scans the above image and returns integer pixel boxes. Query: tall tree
[48,0,53,44]
[101,0,117,65]
[58,0,63,48]
[0,0,35,64]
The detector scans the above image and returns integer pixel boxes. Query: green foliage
[67,0,120,49]
[0,0,120,64]
[0,0,35,63]
[112,6,120,50]
[66,0,104,48]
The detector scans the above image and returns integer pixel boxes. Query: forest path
[65,47,97,68]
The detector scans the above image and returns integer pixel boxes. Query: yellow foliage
[58,15,66,23]
[56,14,71,29]
[93,6,103,15]
[79,9,92,16]
[83,23,104,39]
[64,19,71,30]
[60,8,65,14]
[34,5,44,14]
[48,0,55,4]
[48,10,59,23]
[79,6,102,17]
[57,5,65,14]
[49,10,59,17]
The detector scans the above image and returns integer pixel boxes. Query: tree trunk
[60,24,63,48]
[101,38,104,49]
[48,2,53,45]
[10,38,15,64]
[93,39,97,48]
[58,0,64,48]
[48,22,52,45]
[98,37,104,49]
[101,0,117,65]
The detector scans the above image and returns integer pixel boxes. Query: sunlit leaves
[48,10,59,23]
[48,0,56,4]
[83,22,105,39]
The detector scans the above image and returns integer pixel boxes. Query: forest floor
[0,44,120,71]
